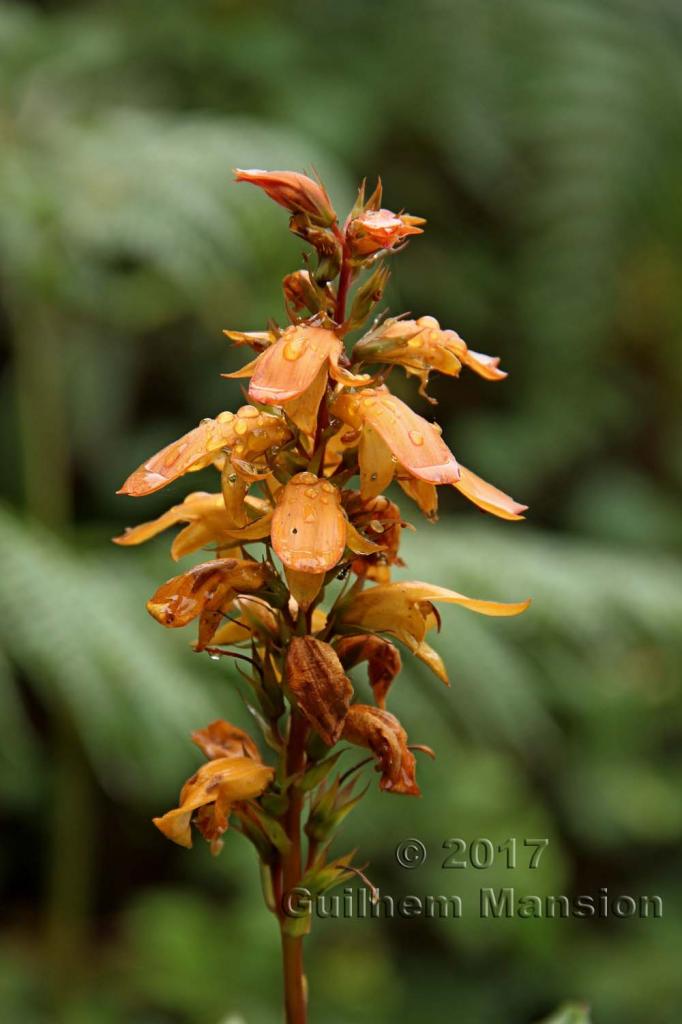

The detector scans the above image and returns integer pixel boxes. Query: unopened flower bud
[235,169,337,226]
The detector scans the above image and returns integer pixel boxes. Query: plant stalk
[278,709,308,1023]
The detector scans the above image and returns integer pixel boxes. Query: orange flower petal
[118,415,237,496]
[113,492,224,547]
[342,580,531,627]
[118,408,290,497]
[362,392,459,485]
[461,349,507,381]
[282,362,327,441]
[359,424,395,499]
[333,390,459,487]
[344,519,384,556]
[271,473,346,574]
[248,326,340,405]
[284,568,325,611]
[454,465,527,520]
[396,472,439,520]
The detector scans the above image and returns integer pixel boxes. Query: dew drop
[209,653,221,662]
[409,430,424,446]
[284,337,305,361]
[235,420,249,436]
[304,511,316,523]
[370,519,385,533]
[370,472,378,481]
[305,487,318,499]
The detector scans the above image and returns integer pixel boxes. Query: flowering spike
[115,166,531,1021]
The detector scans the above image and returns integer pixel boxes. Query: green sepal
[298,750,345,792]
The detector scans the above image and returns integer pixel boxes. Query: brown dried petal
[285,637,354,745]
[191,719,261,762]
[342,705,419,796]
[335,634,402,709]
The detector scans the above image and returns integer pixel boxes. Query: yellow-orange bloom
[118,406,291,497]
[224,327,369,436]
[234,168,337,226]
[338,580,531,684]
[347,209,425,258]
[353,315,506,397]
[113,491,273,560]
[342,705,420,795]
[271,474,382,572]
[153,756,273,852]
[331,388,460,499]
[397,464,527,521]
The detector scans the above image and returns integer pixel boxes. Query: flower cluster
[116,168,530,1019]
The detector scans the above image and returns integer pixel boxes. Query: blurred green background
[1,1,681,1022]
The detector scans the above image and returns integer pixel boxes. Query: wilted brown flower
[285,637,353,745]
[342,705,420,795]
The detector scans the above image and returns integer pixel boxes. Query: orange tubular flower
[331,387,460,499]
[338,580,530,685]
[234,169,337,226]
[224,325,369,439]
[347,209,425,259]
[353,314,507,396]
[116,166,532,1023]
[271,472,381,608]
[112,491,274,560]
[153,756,274,853]
[118,406,292,497]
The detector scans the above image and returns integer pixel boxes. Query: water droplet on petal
[235,420,249,436]
[409,430,424,446]
[284,336,305,361]
[209,653,221,662]
[304,511,316,523]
